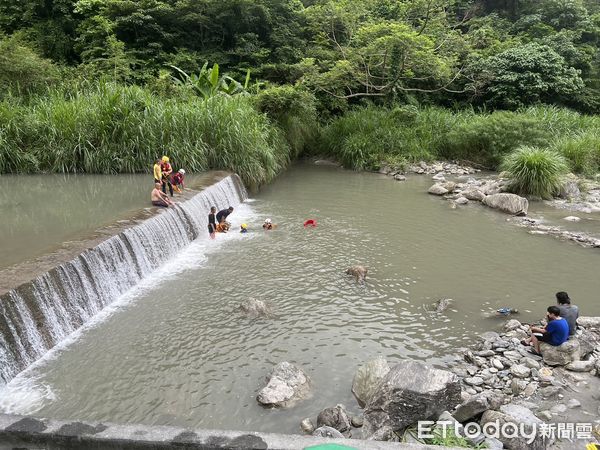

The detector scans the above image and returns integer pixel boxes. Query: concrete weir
[0,413,451,449]
[0,173,246,386]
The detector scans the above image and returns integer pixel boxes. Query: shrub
[254,85,318,157]
[501,146,569,198]
[442,111,550,169]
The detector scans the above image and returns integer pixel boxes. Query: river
[1,163,599,434]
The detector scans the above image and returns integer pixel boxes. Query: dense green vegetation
[320,106,600,175]
[1,0,600,186]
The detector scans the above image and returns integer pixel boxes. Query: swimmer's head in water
[241,223,248,229]
[264,218,272,224]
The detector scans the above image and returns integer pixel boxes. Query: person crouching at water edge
[263,218,276,230]
[208,206,217,239]
[171,169,185,193]
[151,183,174,207]
[521,305,569,356]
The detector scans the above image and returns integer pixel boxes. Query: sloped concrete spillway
[0,174,246,386]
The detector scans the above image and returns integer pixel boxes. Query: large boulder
[362,361,461,439]
[256,362,310,407]
[481,407,547,450]
[317,404,352,432]
[540,339,581,366]
[351,357,390,407]
[482,193,529,215]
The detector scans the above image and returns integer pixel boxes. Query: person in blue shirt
[522,306,570,356]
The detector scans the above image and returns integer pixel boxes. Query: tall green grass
[321,104,600,175]
[319,106,469,170]
[501,146,569,198]
[0,83,292,188]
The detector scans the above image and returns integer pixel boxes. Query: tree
[0,35,60,95]
[471,42,585,108]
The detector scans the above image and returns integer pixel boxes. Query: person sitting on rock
[556,291,579,336]
[521,306,570,356]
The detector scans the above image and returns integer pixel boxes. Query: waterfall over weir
[0,175,246,386]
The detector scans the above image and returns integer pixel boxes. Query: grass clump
[501,146,569,198]
[319,106,464,170]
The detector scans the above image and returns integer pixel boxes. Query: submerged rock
[239,298,272,318]
[431,298,453,313]
[256,362,310,407]
[351,357,390,407]
[482,193,529,216]
[362,361,461,439]
[317,404,352,432]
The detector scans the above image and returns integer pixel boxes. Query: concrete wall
[0,414,454,449]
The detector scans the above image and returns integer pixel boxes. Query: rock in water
[482,193,529,215]
[462,188,486,202]
[317,404,352,432]
[300,418,315,434]
[362,361,461,439]
[351,357,390,407]
[239,298,272,318]
[256,362,310,407]
[432,298,452,313]
[346,265,368,283]
[428,184,449,195]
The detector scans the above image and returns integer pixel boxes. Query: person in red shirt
[171,169,185,193]
[160,156,173,196]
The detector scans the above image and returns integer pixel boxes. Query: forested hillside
[1,0,599,184]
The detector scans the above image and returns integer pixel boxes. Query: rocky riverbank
[378,160,600,249]
[284,316,600,449]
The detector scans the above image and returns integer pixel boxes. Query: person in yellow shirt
[153,159,162,184]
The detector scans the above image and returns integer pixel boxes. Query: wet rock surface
[256,362,310,407]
